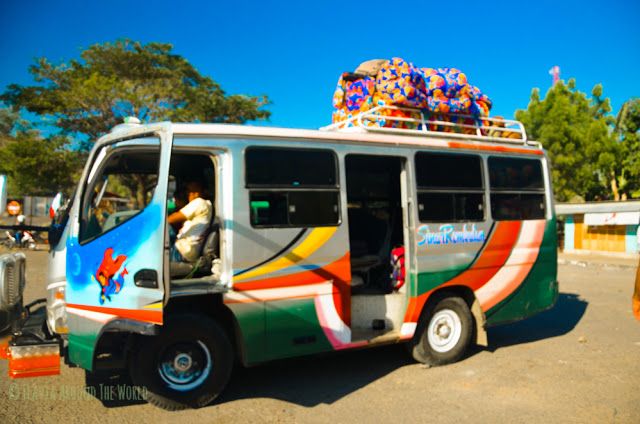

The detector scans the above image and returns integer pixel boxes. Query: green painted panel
[486,218,559,326]
[68,332,99,371]
[66,313,108,371]
[265,297,333,360]
[227,302,267,365]
[416,266,468,295]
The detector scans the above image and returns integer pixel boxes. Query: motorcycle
[3,229,37,250]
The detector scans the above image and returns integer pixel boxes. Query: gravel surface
[1,250,639,423]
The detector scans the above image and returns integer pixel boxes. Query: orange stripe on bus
[232,253,352,326]
[447,141,544,155]
[233,253,351,291]
[443,221,522,292]
[66,303,163,325]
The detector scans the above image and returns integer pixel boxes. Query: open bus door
[64,131,172,370]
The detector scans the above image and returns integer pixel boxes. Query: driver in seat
[168,181,212,263]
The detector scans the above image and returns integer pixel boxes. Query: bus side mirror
[49,192,70,250]
[48,223,65,250]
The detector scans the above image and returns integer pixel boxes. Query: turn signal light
[0,336,9,360]
[8,344,60,378]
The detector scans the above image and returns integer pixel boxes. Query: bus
[1,110,558,410]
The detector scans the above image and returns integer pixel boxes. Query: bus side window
[488,157,545,220]
[245,147,340,228]
[415,152,484,223]
[79,148,160,243]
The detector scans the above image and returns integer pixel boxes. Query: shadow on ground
[218,344,413,407]
[85,370,148,407]
[84,344,414,409]
[83,292,587,409]
[487,292,587,350]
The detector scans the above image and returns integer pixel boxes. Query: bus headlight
[46,283,68,334]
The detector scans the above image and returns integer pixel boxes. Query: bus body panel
[485,216,558,325]
[50,123,557,371]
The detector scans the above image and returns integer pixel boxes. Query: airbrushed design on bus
[65,204,164,323]
[402,219,553,333]
[92,248,128,304]
[228,219,552,358]
[416,223,486,246]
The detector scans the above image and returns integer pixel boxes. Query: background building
[556,201,640,255]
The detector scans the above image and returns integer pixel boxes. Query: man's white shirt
[175,197,213,262]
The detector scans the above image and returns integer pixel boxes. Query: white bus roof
[100,120,544,157]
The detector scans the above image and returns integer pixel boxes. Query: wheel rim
[427,309,462,353]
[158,340,212,392]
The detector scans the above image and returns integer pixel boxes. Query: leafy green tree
[0,107,20,137]
[615,98,640,198]
[0,107,81,196]
[1,39,270,147]
[1,40,270,202]
[516,80,623,201]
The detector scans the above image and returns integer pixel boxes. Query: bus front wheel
[411,296,473,366]
[129,314,233,410]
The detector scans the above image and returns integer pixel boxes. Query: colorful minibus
[1,111,558,410]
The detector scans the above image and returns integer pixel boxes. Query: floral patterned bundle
[331,57,492,132]
[331,73,376,125]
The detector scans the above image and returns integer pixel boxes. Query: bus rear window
[488,157,546,220]
[488,157,544,190]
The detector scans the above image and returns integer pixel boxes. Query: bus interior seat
[170,218,220,279]
[350,208,398,294]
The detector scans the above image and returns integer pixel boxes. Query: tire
[410,296,473,366]
[129,314,233,410]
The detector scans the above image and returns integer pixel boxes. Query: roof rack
[320,105,539,148]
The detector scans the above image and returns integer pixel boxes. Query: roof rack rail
[320,105,539,148]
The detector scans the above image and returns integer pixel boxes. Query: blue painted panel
[66,203,164,308]
[564,216,575,251]
[625,225,638,253]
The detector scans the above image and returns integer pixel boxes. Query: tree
[615,99,640,198]
[0,107,20,136]
[0,107,81,196]
[1,40,270,202]
[1,39,270,147]
[515,80,624,201]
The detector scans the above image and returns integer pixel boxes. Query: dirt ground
[0,250,638,423]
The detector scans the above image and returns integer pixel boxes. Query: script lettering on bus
[416,224,485,247]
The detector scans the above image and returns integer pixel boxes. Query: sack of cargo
[374,58,429,109]
[331,72,377,126]
[354,58,388,77]
[331,57,493,132]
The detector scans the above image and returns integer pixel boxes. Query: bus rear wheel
[129,314,233,410]
[411,296,473,366]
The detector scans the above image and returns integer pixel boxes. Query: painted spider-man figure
[95,247,128,304]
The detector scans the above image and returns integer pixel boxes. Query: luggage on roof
[330,57,512,137]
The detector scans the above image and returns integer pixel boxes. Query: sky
[1,0,639,131]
